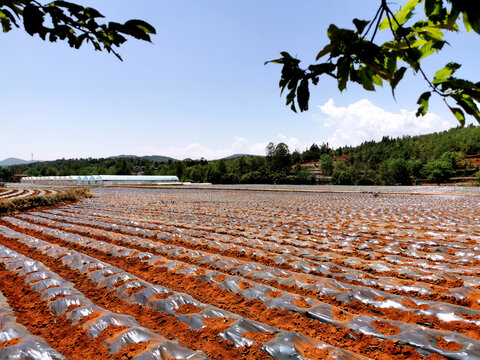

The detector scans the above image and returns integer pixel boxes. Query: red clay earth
[0,337,21,349]
[2,188,479,359]
[436,337,463,351]
[373,320,400,336]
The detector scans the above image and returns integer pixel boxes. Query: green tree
[407,158,423,179]
[272,143,291,172]
[114,158,132,175]
[41,166,58,176]
[204,162,221,183]
[0,1,155,60]
[440,151,461,169]
[319,154,334,176]
[356,169,381,185]
[266,142,275,159]
[143,164,154,175]
[268,0,480,125]
[0,167,13,182]
[332,168,356,185]
[424,160,454,184]
[379,158,411,185]
[174,161,186,181]
[291,150,302,164]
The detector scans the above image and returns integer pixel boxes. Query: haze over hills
[108,155,178,163]
[1,154,252,167]
[222,154,258,160]
[0,158,39,167]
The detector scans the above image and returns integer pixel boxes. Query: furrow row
[0,290,66,360]
[3,220,479,359]
[0,242,206,360]
[55,206,480,282]
[21,211,480,309]
[64,202,480,276]
[0,225,365,360]
[9,213,480,334]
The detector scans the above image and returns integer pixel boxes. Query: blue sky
[1,0,479,160]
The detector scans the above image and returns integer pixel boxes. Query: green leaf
[383,39,427,50]
[23,4,46,38]
[353,18,370,34]
[380,0,421,31]
[417,41,435,61]
[336,57,350,92]
[456,94,480,123]
[395,0,421,24]
[390,67,407,98]
[449,107,465,126]
[308,63,336,75]
[420,25,444,40]
[358,67,375,91]
[433,62,461,84]
[386,55,397,74]
[49,1,83,14]
[416,91,431,116]
[316,44,333,60]
[297,79,310,112]
[463,12,473,32]
[425,0,444,20]
[372,73,383,86]
[463,8,480,34]
[124,19,156,34]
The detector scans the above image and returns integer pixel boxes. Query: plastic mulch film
[37,206,480,282]
[0,241,207,360]
[262,331,362,360]
[19,211,478,326]
[0,226,367,360]
[4,218,480,359]
[0,291,67,360]
[15,211,480,312]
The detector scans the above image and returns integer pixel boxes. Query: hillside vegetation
[2,125,479,185]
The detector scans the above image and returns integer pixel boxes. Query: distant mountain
[141,155,177,163]
[0,158,39,167]
[222,154,258,160]
[109,155,177,163]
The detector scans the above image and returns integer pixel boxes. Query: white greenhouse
[21,175,81,185]
[21,175,179,186]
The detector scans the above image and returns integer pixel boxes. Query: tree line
[2,125,479,185]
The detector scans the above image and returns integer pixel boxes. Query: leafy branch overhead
[267,0,480,125]
[0,0,156,60]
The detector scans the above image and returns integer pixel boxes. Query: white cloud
[318,98,452,148]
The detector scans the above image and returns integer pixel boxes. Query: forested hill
[337,125,480,165]
[1,125,479,185]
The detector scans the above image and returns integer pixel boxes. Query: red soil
[437,337,463,351]
[0,337,21,349]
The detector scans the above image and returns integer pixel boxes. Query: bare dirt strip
[1,186,479,359]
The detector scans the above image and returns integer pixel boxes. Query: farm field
[0,188,58,201]
[1,187,480,359]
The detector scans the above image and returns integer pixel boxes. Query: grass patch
[0,188,92,216]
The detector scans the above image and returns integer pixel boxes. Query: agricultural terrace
[1,187,480,359]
